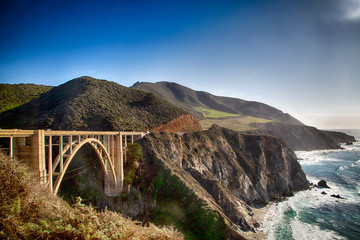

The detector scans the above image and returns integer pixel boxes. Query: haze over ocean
[0,0,360,129]
[263,129,360,239]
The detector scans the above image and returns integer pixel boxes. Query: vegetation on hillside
[0,77,187,131]
[132,81,303,126]
[0,152,183,239]
[124,143,143,186]
[194,107,240,118]
[0,83,52,114]
[149,168,228,240]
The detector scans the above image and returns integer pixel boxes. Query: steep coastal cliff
[251,122,355,151]
[138,125,309,238]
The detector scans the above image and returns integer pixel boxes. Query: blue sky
[1,0,360,129]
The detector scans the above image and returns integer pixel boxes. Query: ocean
[262,129,360,240]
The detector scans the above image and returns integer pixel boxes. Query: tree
[124,143,143,185]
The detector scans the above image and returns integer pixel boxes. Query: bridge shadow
[58,144,108,209]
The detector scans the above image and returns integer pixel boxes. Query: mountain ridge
[132,81,303,126]
[132,81,355,150]
[0,77,201,132]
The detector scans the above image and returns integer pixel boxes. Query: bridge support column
[104,134,122,196]
[115,133,124,195]
[30,130,46,184]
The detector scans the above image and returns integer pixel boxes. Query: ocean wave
[296,150,345,166]
[338,165,348,171]
[290,220,347,240]
[350,159,360,168]
[262,191,349,240]
[267,139,360,239]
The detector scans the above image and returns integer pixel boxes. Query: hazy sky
[1,0,359,129]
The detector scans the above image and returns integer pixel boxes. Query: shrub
[0,152,184,239]
[124,143,143,185]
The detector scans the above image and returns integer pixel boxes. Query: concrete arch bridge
[0,129,145,196]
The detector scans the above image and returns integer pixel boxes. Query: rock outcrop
[139,125,309,237]
[322,130,356,145]
[250,122,355,151]
[317,180,330,188]
[152,114,203,132]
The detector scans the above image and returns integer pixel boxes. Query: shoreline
[241,204,274,240]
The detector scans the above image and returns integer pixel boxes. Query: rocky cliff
[138,125,309,238]
[250,122,355,151]
[323,130,356,145]
[152,114,203,132]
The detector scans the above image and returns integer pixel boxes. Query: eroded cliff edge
[138,125,309,239]
[250,122,356,151]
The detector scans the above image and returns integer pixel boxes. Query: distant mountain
[0,77,201,132]
[132,81,355,150]
[0,83,52,114]
[132,81,303,131]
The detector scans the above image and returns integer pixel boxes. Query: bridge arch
[52,138,117,195]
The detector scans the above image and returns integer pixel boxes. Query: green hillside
[0,83,52,113]
[0,77,187,131]
[132,81,303,131]
[200,116,272,131]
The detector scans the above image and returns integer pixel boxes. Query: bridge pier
[30,130,46,184]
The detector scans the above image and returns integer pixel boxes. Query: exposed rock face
[317,180,330,188]
[139,125,309,236]
[322,130,356,145]
[152,114,203,132]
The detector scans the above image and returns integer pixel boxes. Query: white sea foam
[296,150,343,166]
[290,220,347,240]
[350,159,360,168]
[262,190,349,240]
[338,165,348,171]
[263,135,360,239]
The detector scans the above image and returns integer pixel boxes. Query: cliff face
[323,130,356,144]
[139,125,309,237]
[250,122,355,151]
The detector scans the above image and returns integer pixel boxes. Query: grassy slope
[0,77,187,131]
[0,83,52,113]
[0,152,183,240]
[132,81,303,131]
[194,107,240,118]
[200,116,272,131]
